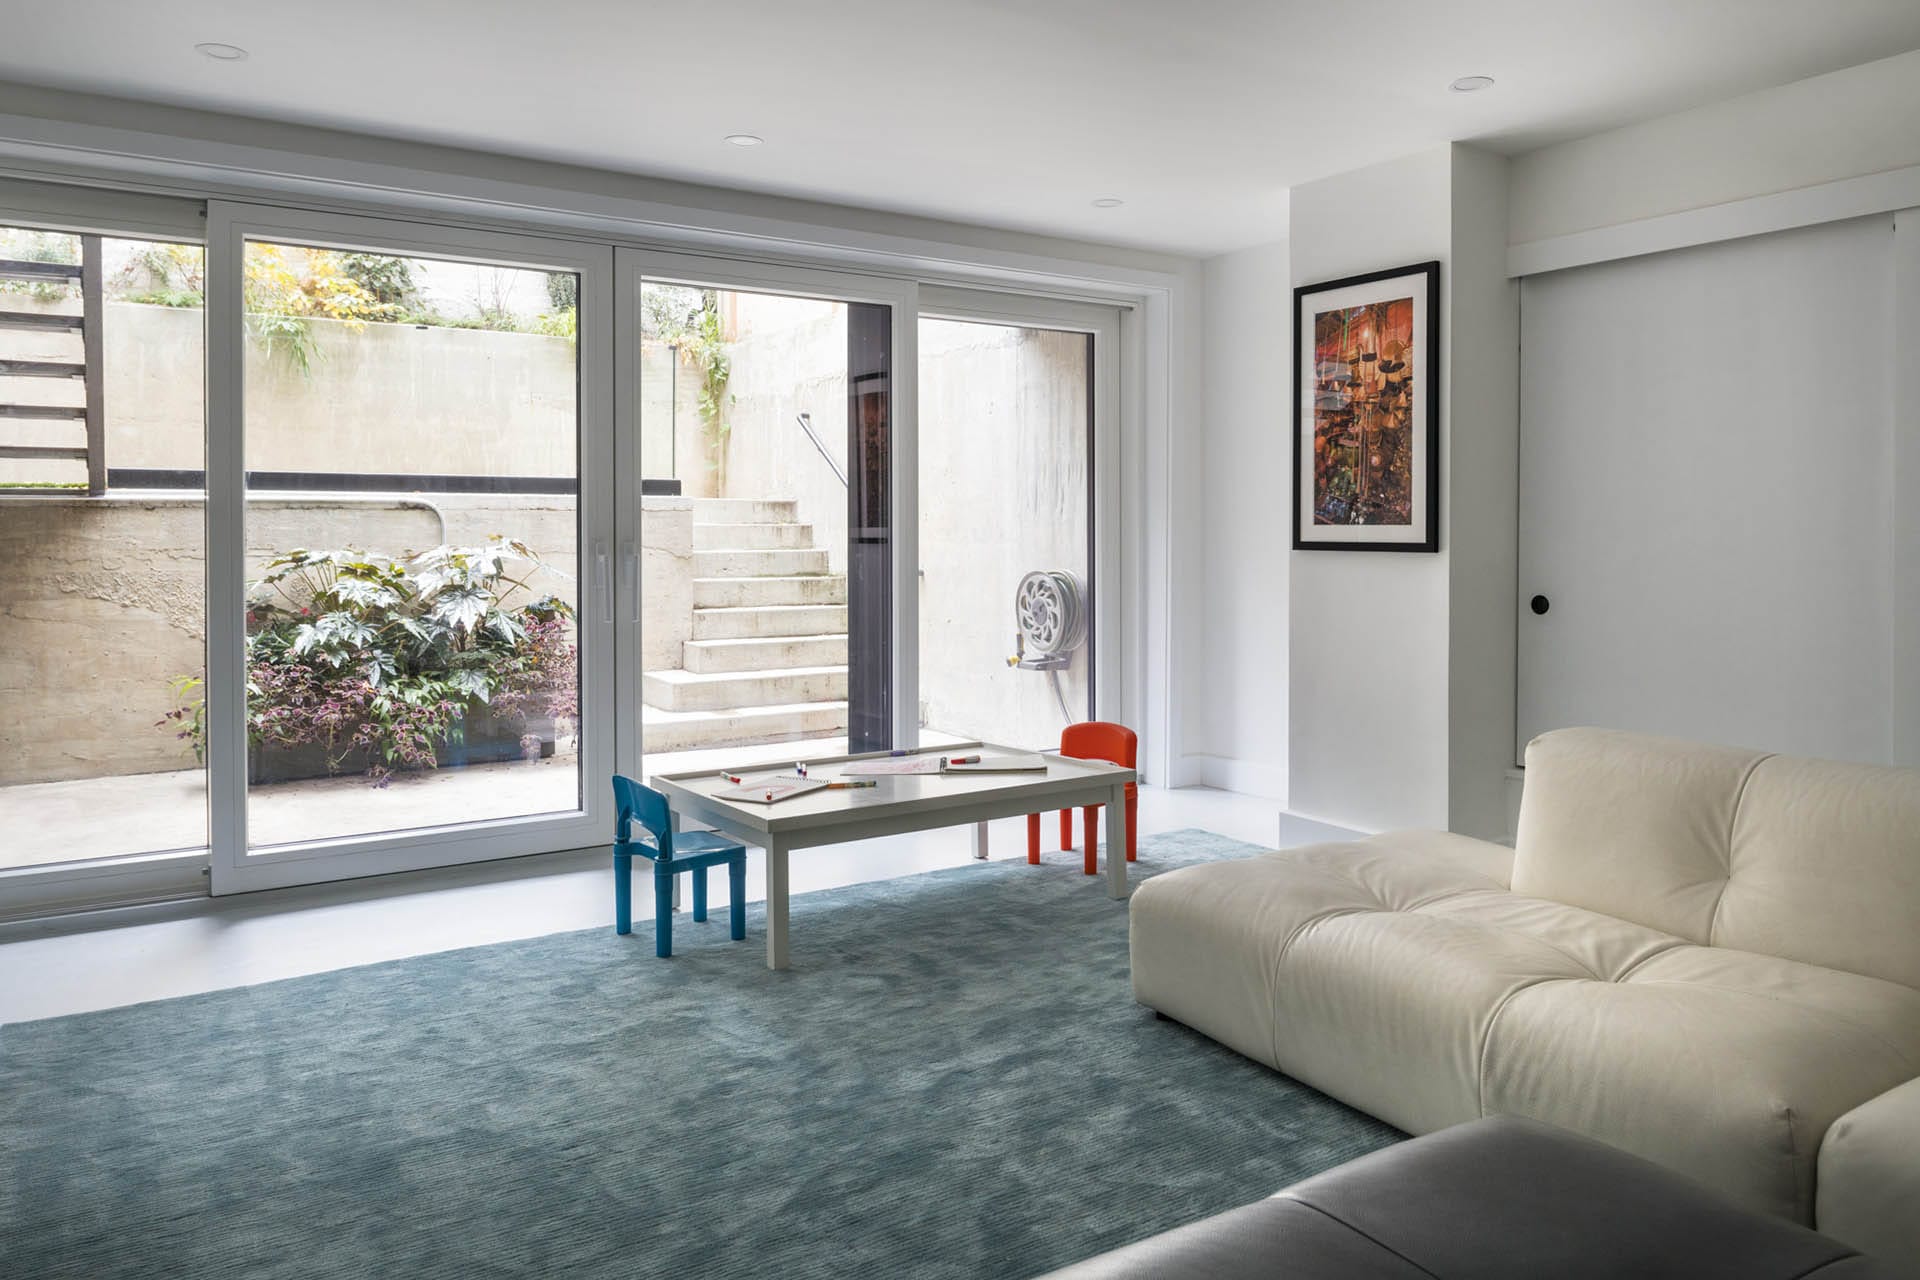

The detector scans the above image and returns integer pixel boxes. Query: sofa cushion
[1719,753,1920,990]
[1132,833,1673,1136]
[1511,727,1767,942]
[1128,832,1510,1078]
[1482,944,1920,1222]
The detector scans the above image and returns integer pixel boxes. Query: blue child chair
[611,775,747,957]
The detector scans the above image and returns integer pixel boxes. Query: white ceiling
[3,0,1919,255]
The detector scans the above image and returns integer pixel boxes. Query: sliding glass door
[613,250,917,785]
[916,289,1121,749]
[2,187,1123,914]
[0,192,210,883]
[208,206,614,893]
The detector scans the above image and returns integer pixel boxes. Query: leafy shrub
[160,537,577,785]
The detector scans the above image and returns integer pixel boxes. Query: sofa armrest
[1819,1075,1920,1271]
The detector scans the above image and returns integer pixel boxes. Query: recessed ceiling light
[1449,75,1495,93]
[194,42,249,61]
[1091,197,1125,208]
[724,134,765,147]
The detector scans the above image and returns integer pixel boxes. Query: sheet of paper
[714,774,831,803]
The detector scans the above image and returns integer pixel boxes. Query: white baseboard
[1184,753,1288,801]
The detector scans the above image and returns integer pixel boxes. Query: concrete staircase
[641,498,849,751]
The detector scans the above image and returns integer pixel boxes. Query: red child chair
[1027,721,1138,875]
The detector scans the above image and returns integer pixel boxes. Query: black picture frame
[1291,260,1441,552]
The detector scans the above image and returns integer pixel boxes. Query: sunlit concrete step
[641,699,848,753]
[641,664,849,712]
[692,603,847,640]
[693,547,830,578]
[692,521,814,551]
[694,575,847,608]
[683,634,848,674]
[690,498,798,524]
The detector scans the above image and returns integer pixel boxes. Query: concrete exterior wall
[640,496,692,670]
[637,341,707,488]
[917,321,1091,750]
[0,493,581,786]
[0,302,581,481]
[719,295,849,572]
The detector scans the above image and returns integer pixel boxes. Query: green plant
[530,307,577,343]
[160,537,578,784]
[243,244,398,375]
[120,288,205,309]
[338,252,419,309]
[156,676,207,763]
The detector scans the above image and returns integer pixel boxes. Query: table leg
[766,836,790,971]
[1106,781,1130,899]
[973,820,990,861]
[668,810,683,912]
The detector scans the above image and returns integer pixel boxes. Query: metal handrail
[794,412,847,488]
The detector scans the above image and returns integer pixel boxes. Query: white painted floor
[0,788,1358,1028]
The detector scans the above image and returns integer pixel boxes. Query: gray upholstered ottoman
[1039,1116,1901,1279]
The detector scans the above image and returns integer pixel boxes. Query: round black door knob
[1530,595,1550,615]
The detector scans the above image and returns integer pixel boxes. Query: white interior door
[1517,215,1897,764]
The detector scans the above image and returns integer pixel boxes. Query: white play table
[650,742,1136,970]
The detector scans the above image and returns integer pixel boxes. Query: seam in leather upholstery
[1792,1252,1869,1279]
[1268,907,1374,1070]
[1280,1196,1447,1280]
[1475,976,1575,1116]
[1612,939,1689,983]
[1705,752,1773,947]
[1784,1102,1809,1224]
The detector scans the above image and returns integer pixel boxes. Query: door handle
[622,541,639,623]
[1530,594,1551,616]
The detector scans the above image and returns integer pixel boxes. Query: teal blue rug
[1,829,1400,1279]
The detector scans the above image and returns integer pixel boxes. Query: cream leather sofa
[1131,728,1920,1273]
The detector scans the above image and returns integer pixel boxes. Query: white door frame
[206,200,616,894]
[917,286,1125,728]
[613,247,920,777]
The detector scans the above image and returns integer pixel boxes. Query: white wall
[1897,209,1920,768]
[1510,48,1920,246]
[1257,144,1516,838]
[1286,147,1454,833]
[1195,240,1290,799]
[1444,147,1519,839]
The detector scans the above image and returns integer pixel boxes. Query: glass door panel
[917,317,1094,748]
[0,221,208,871]
[630,273,896,782]
[239,240,584,847]
[209,205,611,895]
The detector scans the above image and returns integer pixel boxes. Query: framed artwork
[1292,260,1440,551]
